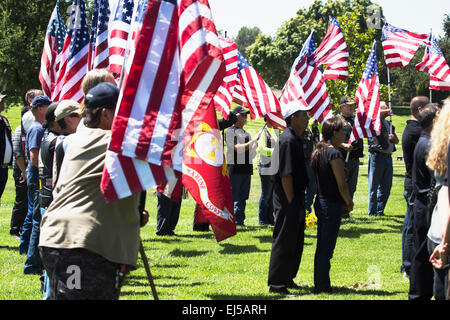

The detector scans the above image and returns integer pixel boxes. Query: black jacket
[0,115,12,166]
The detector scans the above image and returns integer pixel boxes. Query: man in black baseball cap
[39,81,148,300]
[83,82,119,129]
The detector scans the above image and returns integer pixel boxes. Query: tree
[234,26,261,59]
[0,0,88,107]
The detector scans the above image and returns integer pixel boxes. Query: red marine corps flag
[182,101,236,242]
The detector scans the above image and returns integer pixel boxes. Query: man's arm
[16,156,26,183]
[281,174,294,204]
[29,148,39,168]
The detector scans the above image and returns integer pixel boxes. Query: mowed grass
[0,104,413,300]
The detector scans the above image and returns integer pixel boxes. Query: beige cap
[55,100,81,121]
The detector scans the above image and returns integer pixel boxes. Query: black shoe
[9,229,21,239]
[286,281,305,289]
[269,286,290,295]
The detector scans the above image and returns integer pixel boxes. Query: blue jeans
[23,188,42,274]
[304,160,317,213]
[313,199,343,293]
[258,167,274,225]
[368,152,393,216]
[19,184,38,255]
[401,188,415,274]
[230,173,251,225]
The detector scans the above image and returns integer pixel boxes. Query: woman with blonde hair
[426,99,450,300]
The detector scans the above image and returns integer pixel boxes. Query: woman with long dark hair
[311,117,354,294]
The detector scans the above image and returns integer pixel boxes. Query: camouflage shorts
[39,247,127,300]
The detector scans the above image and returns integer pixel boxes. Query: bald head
[410,96,429,118]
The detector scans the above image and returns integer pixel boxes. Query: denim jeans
[23,189,43,274]
[368,152,393,216]
[313,199,343,293]
[19,183,38,255]
[230,173,251,225]
[304,160,317,213]
[401,188,415,275]
[258,166,274,225]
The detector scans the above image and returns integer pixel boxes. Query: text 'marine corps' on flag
[108,0,134,79]
[213,37,239,119]
[51,0,90,103]
[101,0,225,207]
[281,30,332,124]
[350,40,381,143]
[39,1,67,98]
[381,22,430,69]
[416,33,450,90]
[311,16,349,81]
[88,0,110,70]
[236,51,286,129]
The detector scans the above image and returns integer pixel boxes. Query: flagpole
[387,67,393,135]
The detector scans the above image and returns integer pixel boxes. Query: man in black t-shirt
[400,96,428,278]
[267,104,311,295]
[225,106,261,226]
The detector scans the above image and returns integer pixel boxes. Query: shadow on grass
[218,243,268,255]
[0,245,18,252]
[169,248,210,258]
[207,284,400,299]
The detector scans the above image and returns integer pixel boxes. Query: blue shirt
[26,121,44,186]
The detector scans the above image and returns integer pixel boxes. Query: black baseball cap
[339,96,356,106]
[84,82,119,110]
[232,106,250,115]
[31,95,52,108]
[43,102,59,128]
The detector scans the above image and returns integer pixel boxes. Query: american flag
[51,0,90,103]
[101,0,225,203]
[236,51,286,129]
[108,0,134,78]
[350,40,381,142]
[88,0,110,70]
[39,2,66,98]
[213,37,239,119]
[382,22,429,69]
[416,34,450,90]
[312,16,349,80]
[280,31,332,123]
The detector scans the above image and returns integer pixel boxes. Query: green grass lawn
[0,105,414,300]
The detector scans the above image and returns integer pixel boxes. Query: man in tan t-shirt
[39,82,148,300]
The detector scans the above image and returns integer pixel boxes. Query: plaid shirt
[12,125,26,169]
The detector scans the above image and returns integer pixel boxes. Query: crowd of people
[0,72,449,299]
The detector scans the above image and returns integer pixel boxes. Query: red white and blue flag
[236,51,286,129]
[312,16,349,80]
[381,22,429,69]
[350,40,381,142]
[39,2,67,98]
[280,31,332,123]
[416,34,450,90]
[108,0,134,78]
[213,37,239,119]
[52,0,90,103]
[88,0,110,70]
[101,0,225,204]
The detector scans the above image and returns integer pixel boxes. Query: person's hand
[19,171,26,184]
[341,143,353,152]
[429,242,449,269]
[388,134,396,142]
[140,209,149,228]
[345,200,354,214]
